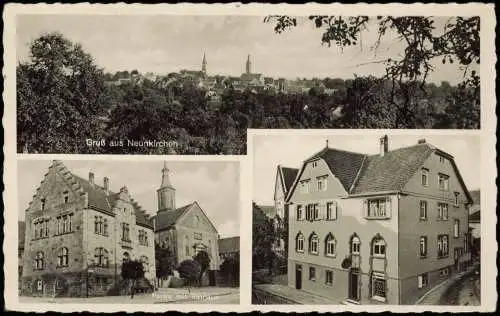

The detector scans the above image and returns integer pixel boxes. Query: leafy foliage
[17,32,480,155]
[155,242,176,279]
[121,260,145,281]
[252,202,279,274]
[177,259,201,286]
[220,256,240,287]
[193,250,211,285]
[17,32,105,154]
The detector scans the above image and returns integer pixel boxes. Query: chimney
[418,139,426,144]
[380,135,388,156]
[89,172,95,186]
[103,177,109,193]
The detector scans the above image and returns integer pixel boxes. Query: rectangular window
[420,236,427,257]
[438,173,450,191]
[438,235,449,258]
[325,270,333,286]
[419,201,428,220]
[300,180,310,194]
[326,202,337,220]
[421,169,429,186]
[296,205,303,220]
[371,272,386,300]
[296,237,304,252]
[437,203,449,220]
[418,273,429,288]
[317,176,327,192]
[454,220,460,238]
[454,192,460,207]
[194,232,203,240]
[309,267,316,281]
[41,198,46,211]
[367,198,388,218]
[439,268,450,277]
[439,156,445,164]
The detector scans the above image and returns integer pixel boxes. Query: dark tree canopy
[155,242,176,279]
[178,259,201,286]
[17,32,106,153]
[121,260,145,281]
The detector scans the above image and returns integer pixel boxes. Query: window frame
[325,270,334,286]
[309,233,319,255]
[437,203,449,220]
[438,173,450,191]
[372,237,386,258]
[296,233,304,252]
[419,200,428,220]
[453,219,460,238]
[418,273,429,289]
[421,168,429,187]
[437,234,449,258]
[309,266,316,281]
[419,236,428,258]
[325,234,337,257]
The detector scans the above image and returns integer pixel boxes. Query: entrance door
[295,265,302,290]
[348,268,360,301]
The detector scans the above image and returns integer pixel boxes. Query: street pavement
[254,283,340,305]
[416,265,480,305]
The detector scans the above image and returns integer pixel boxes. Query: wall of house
[287,158,400,304]
[398,150,471,304]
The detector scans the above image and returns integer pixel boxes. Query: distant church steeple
[202,52,207,75]
[246,54,252,74]
[157,161,176,212]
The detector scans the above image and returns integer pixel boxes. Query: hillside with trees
[17,23,480,154]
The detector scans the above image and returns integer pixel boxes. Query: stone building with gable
[20,160,155,297]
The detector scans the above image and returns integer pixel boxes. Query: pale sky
[253,133,480,206]
[18,160,240,238]
[16,15,476,85]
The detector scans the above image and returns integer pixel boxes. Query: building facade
[286,136,473,305]
[153,162,220,285]
[20,160,155,297]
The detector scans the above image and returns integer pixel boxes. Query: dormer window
[317,175,328,192]
[438,173,449,191]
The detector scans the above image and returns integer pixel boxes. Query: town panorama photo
[16,15,480,155]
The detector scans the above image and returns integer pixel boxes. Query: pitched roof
[19,221,25,248]
[280,167,299,195]
[469,210,480,222]
[154,203,194,231]
[218,236,240,254]
[469,190,480,205]
[287,141,472,202]
[351,144,433,194]
[306,147,366,192]
[72,174,153,229]
[259,205,277,218]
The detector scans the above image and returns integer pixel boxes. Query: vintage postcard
[3,2,497,313]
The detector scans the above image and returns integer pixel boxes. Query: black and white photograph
[251,132,481,306]
[16,14,480,155]
[17,159,240,304]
